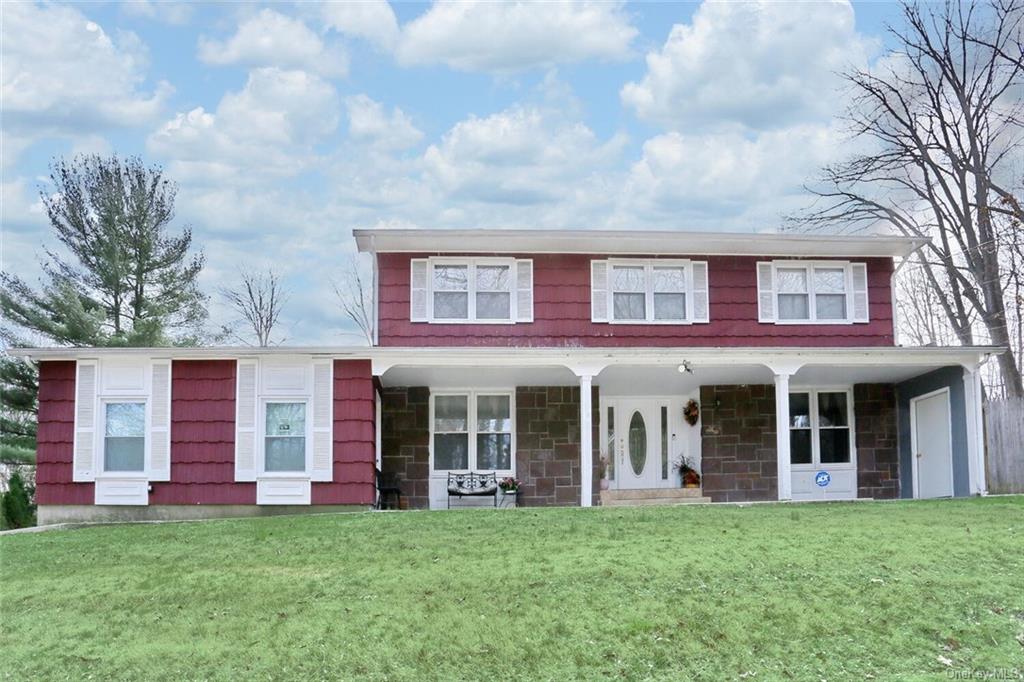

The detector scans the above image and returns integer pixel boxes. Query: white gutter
[353,228,929,259]
[8,344,1002,368]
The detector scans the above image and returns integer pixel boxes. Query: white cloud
[147,68,340,183]
[321,0,399,50]
[423,104,627,207]
[621,1,872,131]
[0,2,171,163]
[345,95,423,149]
[121,1,193,26]
[615,125,844,228]
[396,0,637,72]
[197,9,348,78]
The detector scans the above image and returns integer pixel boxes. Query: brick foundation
[515,386,600,507]
[699,384,778,502]
[854,383,900,499]
[380,387,430,509]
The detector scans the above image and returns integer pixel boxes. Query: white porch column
[580,374,593,507]
[774,372,793,501]
[963,367,988,495]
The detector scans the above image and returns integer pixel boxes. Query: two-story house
[16,228,997,523]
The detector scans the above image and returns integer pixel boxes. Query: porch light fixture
[677,362,692,374]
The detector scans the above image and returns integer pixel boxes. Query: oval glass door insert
[628,411,647,476]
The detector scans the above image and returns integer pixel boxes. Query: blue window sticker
[815,471,831,487]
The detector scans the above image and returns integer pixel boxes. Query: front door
[912,389,954,498]
[614,400,664,489]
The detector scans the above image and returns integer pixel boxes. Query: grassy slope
[2,498,1023,681]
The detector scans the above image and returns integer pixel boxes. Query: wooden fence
[985,398,1024,494]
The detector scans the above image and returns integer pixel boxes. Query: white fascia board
[10,344,1002,370]
[353,228,928,259]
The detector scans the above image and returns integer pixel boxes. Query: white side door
[616,401,662,489]
[912,389,954,499]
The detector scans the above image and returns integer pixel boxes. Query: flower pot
[599,479,610,490]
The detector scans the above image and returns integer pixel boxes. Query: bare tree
[219,270,289,347]
[794,0,1024,397]
[332,257,374,345]
[896,262,965,347]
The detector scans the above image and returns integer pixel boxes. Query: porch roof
[10,343,1000,397]
[9,344,1000,369]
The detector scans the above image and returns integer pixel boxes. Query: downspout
[370,234,379,347]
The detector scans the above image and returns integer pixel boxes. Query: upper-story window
[757,261,869,325]
[591,259,709,324]
[410,258,533,324]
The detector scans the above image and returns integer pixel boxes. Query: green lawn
[2,498,1023,681]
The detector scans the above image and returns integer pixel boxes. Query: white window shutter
[757,262,775,323]
[73,360,98,482]
[690,261,710,323]
[410,259,428,322]
[515,259,534,323]
[148,361,172,481]
[234,359,258,482]
[591,260,609,322]
[311,359,334,482]
[851,262,869,323]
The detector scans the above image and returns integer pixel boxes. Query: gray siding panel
[896,366,970,498]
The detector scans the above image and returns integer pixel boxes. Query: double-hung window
[103,402,146,472]
[264,401,307,472]
[592,259,709,324]
[432,392,514,472]
[758,261,868,324]
[789,389,853,466]
[410,258,533,323]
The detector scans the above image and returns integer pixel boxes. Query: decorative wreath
[683,399,700,426]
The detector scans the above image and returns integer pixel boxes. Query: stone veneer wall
[380,385,600,509]
[380,387,430,509]
[853,383,900,499]
[515,386,600,507]
[699,384,779,502]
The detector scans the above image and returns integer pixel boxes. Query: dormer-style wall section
[356,229,925,349]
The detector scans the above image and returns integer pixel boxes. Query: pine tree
[1,154,210,464]
[1,470,35,529]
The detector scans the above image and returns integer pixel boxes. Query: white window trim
[259,398,312,478]
[772,260,856,325]
[97,398,149,477]
[428,389,516,474]
[788,387,857,470]
[604,258,698,325]
[426,257,519,324]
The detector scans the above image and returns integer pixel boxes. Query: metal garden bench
[446,472,499,508]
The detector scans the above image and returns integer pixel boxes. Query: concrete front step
[600,487,711,507]
[601,487,705,502]
[603,496,713,507]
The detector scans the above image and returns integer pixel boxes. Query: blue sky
[2,1,904,344]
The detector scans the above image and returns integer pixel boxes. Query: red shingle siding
[378,253,895,347]
[36,358,376,507]
[153,360,252,504]
[35,361,91,504]
[313,359,375,505]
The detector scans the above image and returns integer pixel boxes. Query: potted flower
[498,477,522,493]
[673,456,701,488]
[598,455,610,490]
